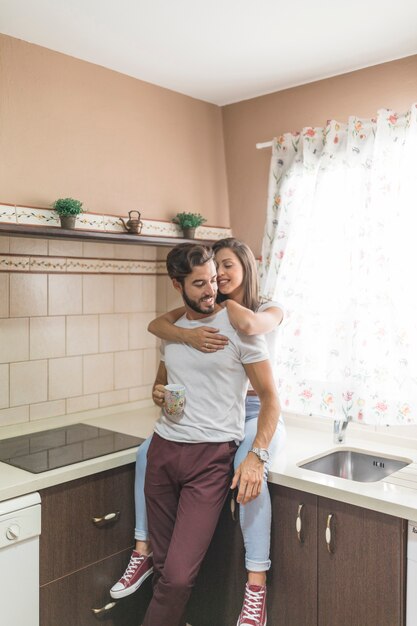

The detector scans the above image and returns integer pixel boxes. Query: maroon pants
[142,433,236,626]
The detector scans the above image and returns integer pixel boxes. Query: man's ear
[172,278,183,295]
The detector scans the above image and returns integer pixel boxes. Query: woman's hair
[166,243,214,284]
[212,237,260,312]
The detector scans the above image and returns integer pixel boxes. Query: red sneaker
[110,550,153,599]
[236,583,267,626]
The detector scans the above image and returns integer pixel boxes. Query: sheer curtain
[260,104,417,425]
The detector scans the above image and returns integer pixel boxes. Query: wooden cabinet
[40,548,152,626]
[268,486,318,625]
[189,484,406,626]
[269,485,407,626]
[317,496,406,626]
[38,465,407,626]
[39,464,151,626]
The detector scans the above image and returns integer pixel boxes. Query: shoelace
[122,554,145,582]
[241,586,265,622]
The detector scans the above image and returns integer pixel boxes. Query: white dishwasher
[0,492,41,626]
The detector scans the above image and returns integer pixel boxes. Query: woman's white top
[248,300,283,391]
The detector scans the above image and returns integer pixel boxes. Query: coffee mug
[164,384,186,418]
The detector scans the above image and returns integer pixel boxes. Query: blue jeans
[134,397,286,571]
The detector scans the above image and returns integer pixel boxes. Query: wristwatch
[249,447,270,463]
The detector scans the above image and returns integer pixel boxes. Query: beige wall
[3,34,417,254]
[1,36,417,429]
[222,55,417,255]
[0,34,229,226]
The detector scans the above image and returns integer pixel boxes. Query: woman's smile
[215,248,245,301]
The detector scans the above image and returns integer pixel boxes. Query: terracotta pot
[183,227,196,239]
[59,215,77,229]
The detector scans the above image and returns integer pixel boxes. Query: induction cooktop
[0,423,144,474]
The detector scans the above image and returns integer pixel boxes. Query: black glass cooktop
[0,423,144,474]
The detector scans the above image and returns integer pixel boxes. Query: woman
[110,238,286,626]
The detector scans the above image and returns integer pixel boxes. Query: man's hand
[152,384,165,407]
[231,452,264,505]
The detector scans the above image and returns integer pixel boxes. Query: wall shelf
[0,222,216,247]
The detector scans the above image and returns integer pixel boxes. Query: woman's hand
[183,326,229,352]
[152,384,165,407]
[231,453,264,505]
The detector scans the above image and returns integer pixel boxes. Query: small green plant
[172,212,206,229]
[52,197,83,216]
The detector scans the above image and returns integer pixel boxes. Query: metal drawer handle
[91,601,116,615]
[295,503,304,543]
[92,511,120,527]
[325,513,334,553]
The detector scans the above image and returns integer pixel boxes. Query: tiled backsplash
[2,235,417,439]
[0,235,181,427]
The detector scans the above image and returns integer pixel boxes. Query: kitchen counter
[269,414,417,520]
[0,401,159,503]
[1,402,417,520]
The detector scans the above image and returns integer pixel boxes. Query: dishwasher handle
[0,503,41,548]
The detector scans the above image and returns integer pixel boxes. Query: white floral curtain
[260,104,417,425]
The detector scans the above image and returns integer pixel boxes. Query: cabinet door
[317,497,406,626]
[40,464,136,584]
[186,493,247,626]
[40,547,152,626]
[268,484,318,625]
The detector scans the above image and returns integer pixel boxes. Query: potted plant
[52,197,83,229]
[172,212,207,239]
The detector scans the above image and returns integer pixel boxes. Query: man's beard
[182,287,216,315]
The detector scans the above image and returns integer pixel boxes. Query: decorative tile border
[0,205,18,223]
[65,258,162,274]
[0,254,167,275]
[0,204,232,241]
[0,255,30,271]
[103,215,124,232]
[77,213,106,231]
[15,206,60,226]
[29,257,68,272]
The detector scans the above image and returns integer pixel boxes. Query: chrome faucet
[333,416,352,444]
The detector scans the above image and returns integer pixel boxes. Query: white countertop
[1,402,417,521]
[269,415,417,521]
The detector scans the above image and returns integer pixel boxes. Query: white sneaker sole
[110,566,154,599]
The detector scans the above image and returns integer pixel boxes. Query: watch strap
[250,447,269,462]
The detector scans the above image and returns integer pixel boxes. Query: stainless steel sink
[299,449,411,482]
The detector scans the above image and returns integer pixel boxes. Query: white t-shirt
[155,308,268,444]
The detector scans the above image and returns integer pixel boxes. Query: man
[142,243,279,626]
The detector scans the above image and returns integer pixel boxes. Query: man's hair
[166,243,214,284]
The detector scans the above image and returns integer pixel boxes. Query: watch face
[250,448,269,462]
[259,449,269,462]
